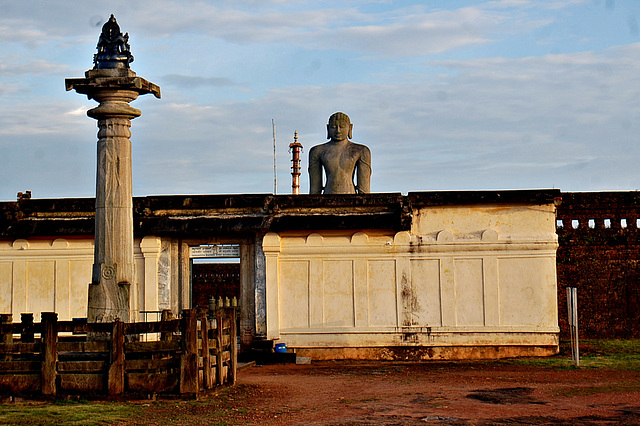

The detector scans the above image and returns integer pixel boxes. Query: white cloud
[0,58,69,77]
[2,0,640,199]
[130,43,640,194]
[0,1,535,57]
[311,7,501,56]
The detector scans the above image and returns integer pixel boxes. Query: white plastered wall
[0,236,166,321]
[263,203,559,350]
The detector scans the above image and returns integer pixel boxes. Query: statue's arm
[356,146,372,194]
[308,147,323,194]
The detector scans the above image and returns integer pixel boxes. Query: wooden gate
[0,308,237,397]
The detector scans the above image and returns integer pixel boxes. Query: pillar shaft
[88,87,141,322]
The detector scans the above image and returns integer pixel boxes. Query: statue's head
[327,112,353,140]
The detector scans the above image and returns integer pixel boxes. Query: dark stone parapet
[136,193,410,237]
[408,189,561,207]
[0,197,96,237]
[1,190,561,238]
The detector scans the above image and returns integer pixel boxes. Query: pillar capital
[66,68,160,104]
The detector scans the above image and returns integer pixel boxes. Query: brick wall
[556,192,640,338]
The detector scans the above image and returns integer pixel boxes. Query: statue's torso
[317,142,365,194]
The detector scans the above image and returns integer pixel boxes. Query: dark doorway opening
[191,261,240,310]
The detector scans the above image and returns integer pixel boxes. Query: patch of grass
[585,339,640,355]
[498,339,640,370]
[0,401,142,426]
[0,383,259,426]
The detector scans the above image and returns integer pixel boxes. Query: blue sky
[2,0,640,201]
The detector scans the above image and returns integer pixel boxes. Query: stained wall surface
[0,236,167,321]
[263,202,559,358]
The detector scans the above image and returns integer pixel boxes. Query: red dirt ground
[217,360,640,425]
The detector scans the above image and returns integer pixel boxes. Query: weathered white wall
[263,203,559,358]
[0,236,168,321]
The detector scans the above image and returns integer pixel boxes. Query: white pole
[567,287,579,367]
[572,287,579,367]
[272,119,277,194]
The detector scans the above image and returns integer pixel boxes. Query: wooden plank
[180,353,198,394]
[205,336,218,350]
[41,312,57,396]
[127,372,178,393]
[199,311,213,390]
[225,317,233,330]
[57,321,111,334]
[0,361,40,372]
[0,374,40,393]
[180,309,198,394]
[0,314,13,362]
[229,308,237,385]
[216,309,224,386]
[58,341,109,353]
[0,315,13,345]
[124,341,180,353]
[125,358,179,371]
[207,352,229,366]
[207,318,216,332]
[124,320,180,335]
[108,319,124,395]
[20,313,34,343]
[0,342,41,353]
[0,325,15,335]
[59,373,104,392]
[57,361,107,372]
[160,310,174,342]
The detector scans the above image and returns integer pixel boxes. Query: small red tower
[289,131,303,195]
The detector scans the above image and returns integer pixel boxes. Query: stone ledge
[295,345,559,361]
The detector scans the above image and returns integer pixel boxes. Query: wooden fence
[0,308,237,397]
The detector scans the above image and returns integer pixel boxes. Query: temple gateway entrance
[190,244,241,310]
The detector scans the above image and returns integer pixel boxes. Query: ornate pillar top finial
[93,14,134,70]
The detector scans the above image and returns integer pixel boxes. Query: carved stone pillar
[66,15,160,322]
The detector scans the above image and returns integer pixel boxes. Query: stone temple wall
[0,191,562,359]
[263,199,559,359]
[0,237,167,322]
[556,192,640,338]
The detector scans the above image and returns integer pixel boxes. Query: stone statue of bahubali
[308,112,371,194]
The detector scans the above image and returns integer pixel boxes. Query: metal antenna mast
[272,119,277,194]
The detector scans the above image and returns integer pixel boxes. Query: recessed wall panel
[367,260,396,326]
[0,263,12,312]
[410,259,442,327]
[69,260,91,319]
[323,260,354,327]
[27,261,55,315]
[279,260,310,329]
[498,257,557,327]
[454,259,484,326]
